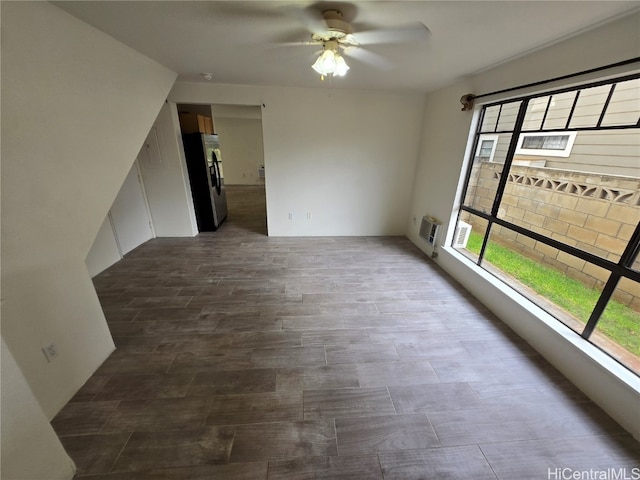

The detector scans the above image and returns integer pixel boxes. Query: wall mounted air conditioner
[453,221,472,248]
[419,216,441,246]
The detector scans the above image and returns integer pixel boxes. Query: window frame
[452,72,640,374]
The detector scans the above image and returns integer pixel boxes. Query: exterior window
[522,135,567,149]
[515,131,577,157]
[454,74,640,375]
[475,134,499,162]
[478,140,494,157]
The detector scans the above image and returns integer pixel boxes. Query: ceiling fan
[278,3,431,79]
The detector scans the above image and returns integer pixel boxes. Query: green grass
[466,231,640,356]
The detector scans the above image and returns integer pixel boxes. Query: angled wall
[1,338,76,480]
[1,6,176,477]
[137,102,199,237]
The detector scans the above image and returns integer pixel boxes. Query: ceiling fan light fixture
[311,47,349,78]
[312,49,337,75]
[334,54,349,76]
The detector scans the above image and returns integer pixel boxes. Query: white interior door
[109,161,154,255]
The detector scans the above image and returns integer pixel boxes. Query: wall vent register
[419,216,441,246]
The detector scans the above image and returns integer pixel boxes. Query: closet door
[109,161,154,255]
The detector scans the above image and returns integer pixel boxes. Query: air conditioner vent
[453,221,472,248]
[419,216,441,246]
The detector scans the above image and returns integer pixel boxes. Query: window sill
[437,244,640,437]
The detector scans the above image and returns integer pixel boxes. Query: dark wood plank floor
[54,186,639,479]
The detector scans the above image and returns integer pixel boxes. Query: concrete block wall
[464,162,640,310]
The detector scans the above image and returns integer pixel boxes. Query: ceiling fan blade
[342,47,393,71]
[270,42,321,49]
[269,29,319,46]
[351,23,431,45]
[289,4,327,34]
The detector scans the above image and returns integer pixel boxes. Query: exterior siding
[478,77,639,177]
[515,130,640,177]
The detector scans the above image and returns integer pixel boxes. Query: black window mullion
[476,221,494,265]
[480,72,639,110]
[458,110,487,210]
[475,107,487,135]
[472,101,528,265]
[581,274,620,339]
[494,104,503,132]
[581,222,640,338]
[565,90,581,129]
[620,221,640,268]
[522,123,639,133]
[596,84,616,128]
[489,100,529,217]
[540,95,552,130]
[459,205,640,282]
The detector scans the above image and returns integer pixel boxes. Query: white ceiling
[54,1,639,93]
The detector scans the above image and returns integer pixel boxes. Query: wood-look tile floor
[55,186,639,479]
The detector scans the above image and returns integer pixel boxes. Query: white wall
[407,12,640,439]
[406,79,475,244]
[138,102,199,236]
[85,215,121,277]
[169,83,425,236]
[470,12,640,102]
[87,116,200,279]
[86,159,165,277]
[214,112,265,185]
[1,1,176,445]
[109,161,154,254]
[1,338,76,480]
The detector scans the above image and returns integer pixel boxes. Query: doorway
[177,103,268,235]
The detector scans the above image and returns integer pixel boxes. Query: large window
[454,75,640,374]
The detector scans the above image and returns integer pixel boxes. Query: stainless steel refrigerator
[182,133,228,231]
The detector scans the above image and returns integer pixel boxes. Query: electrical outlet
[306,212,312,220]
[288,212,294,220]
[42,342,58,363]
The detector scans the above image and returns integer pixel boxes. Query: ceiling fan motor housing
[319,9,352,40]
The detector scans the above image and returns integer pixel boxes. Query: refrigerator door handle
[213,160,222,195]
[211,150,222,195]
[209,165,216,189]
